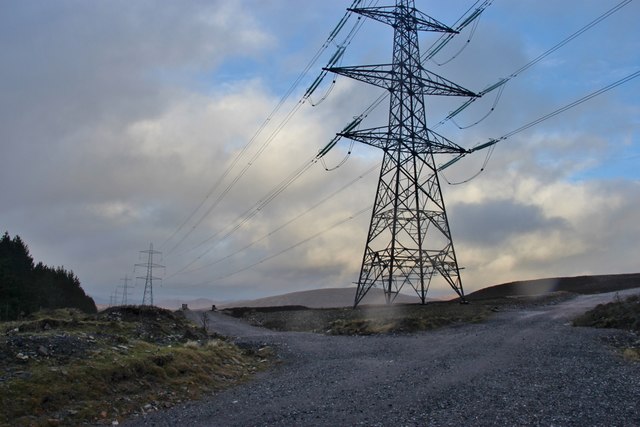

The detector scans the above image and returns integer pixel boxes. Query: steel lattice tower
[135,243,164,306]
[326,0,478,307]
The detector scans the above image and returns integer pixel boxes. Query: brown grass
[224,300,501,335]
[573,294,640,331]
[573,294,640,362]
[0,306,272,426]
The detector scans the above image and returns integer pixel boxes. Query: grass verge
[223,293,575,335]
[0,306,271,426]
[223,300,498,335]
[573,294,640,361]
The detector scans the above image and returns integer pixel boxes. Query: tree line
[0,232,97,320]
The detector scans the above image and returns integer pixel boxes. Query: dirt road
[127,290,640,426]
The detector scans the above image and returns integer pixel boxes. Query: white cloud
[1,0,638,304]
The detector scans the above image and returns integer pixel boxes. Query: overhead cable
[318,1,493,160]
[435,0,633,129]
[438,69,640,182]
[206,204,373,284]
[161,0,368,254]
[168,154,319,277]
[174,163,380,277]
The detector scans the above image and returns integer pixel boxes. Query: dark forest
[0,232,96,320]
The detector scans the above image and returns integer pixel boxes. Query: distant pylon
[326,0,476,307]
[120,274,132,305]
[135,243,164,306]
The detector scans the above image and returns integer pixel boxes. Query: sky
[1,0,639,305]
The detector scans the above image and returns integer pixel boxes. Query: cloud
[450,199,568,246]
[0,1,638,304]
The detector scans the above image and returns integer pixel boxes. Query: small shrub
[623,348,640,362]
[573,295,640,332]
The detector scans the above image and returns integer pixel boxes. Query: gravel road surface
[126,289,640,426]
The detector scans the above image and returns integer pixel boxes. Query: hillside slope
[466,273,640,300]
[219,287,427,309]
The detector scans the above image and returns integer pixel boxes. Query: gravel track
[126,290,640,426]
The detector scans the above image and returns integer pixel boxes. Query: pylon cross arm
[338,126,467,154]
[326,64,477,98]
[348,6,457,33]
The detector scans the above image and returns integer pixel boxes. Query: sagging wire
[424,0,492,62]
[167,154,320,278]
[438,68,640,185]
[308,78,338,107]
[303,1,376,106]
[431,11,482,67]
[450,82,506,129]
[176,163,380,276]
[321,140,355,171]
[206,204,374,284]
[315,115,364,171]
[162,0,367,255]
[307,44,347,106]
[441,143,496,185]
[434,0,633,131]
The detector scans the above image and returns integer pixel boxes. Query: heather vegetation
[223,301,496,335]
[0,232,96,320]
[573,294,640,332]
[0,306,271,425]
[573,294,640,361]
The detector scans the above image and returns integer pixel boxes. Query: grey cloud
[450,199,568,246]
[1,1,638,304]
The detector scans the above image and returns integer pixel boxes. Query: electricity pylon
[135,243,164,306]
[326,0,477,307]
[120,274,132,305]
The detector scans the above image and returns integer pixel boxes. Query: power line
[430,1,486,66]
[171,163,380,278]
[167,2,492,285]
[166,1,480,275]
[170,155,320,275]
[317,1,494,160]
[120,274,132,305]
[167,1,634,289]
[162,0,374,256]
[205,205,373,284]
[134,243,164,306]
[501,70,640,140]
[435,0,633,129]
[439,69,640,182]
[510,0,632,79]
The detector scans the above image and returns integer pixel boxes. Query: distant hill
[219,287,430,309]
[149,273,640,311]
[465,273,640,300]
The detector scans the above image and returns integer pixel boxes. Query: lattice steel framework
[326,0,478,307]
[135,243,164,306]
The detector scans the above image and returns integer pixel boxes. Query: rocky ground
[126,289,640,427]
[0,307,267,426]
